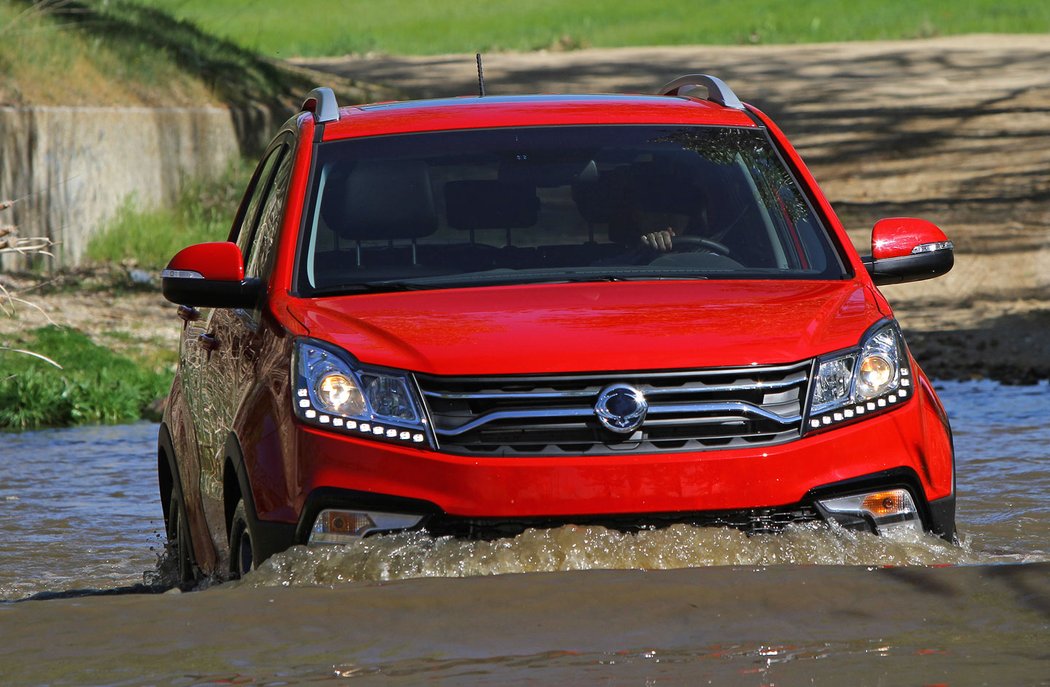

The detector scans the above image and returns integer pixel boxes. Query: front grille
[415,362,810,456]
[422,504,822,539]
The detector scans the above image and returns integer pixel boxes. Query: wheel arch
[222,433,253,544]
[222,432,297,567]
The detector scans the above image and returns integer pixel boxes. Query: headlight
[292,339,429,445]
[807,323,911,431]
[854,327,900,400]
[317,373,366,416]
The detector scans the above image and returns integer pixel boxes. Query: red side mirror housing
[865,218,954,286]
[161,242,264,308]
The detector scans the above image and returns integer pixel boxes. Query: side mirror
[161,242,265,308]
[863,218,954,286]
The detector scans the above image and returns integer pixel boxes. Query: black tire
[166,487,195,587]
[229,499,255,580]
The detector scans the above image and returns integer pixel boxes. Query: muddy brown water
[0,380,1047,685]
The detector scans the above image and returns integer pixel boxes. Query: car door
[184,136,295,556]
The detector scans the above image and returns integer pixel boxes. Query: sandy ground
[3,35,1049,382]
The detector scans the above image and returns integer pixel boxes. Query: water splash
[240,523,982,588]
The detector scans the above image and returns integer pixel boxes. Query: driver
[638,210,692,252]
[611,164,713,253]
[634,193,714,253]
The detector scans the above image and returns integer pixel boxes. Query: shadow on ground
[908,308,1050,384]
[303,39,1050,382]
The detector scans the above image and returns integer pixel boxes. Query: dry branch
[0,199,61,368]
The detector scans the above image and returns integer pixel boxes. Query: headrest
[445,180,540,231]
[621,162,707,214]
[324,160,438,241]
[605,162,709,244]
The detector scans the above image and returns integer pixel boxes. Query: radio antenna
[476,53,486,97]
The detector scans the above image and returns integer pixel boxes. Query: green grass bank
[0,0,319,107]
[131,0,1050,57]
[85,161,250,269]
[0,327,170,430]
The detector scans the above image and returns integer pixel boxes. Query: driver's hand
[641,227,675,252]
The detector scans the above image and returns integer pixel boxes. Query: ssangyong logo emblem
[594,384,649,434]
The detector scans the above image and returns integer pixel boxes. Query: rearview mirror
[864,218,954,286]
[161,241,265,308]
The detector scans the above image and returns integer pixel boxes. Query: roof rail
[658,74,745,110]
[300,87,340,123]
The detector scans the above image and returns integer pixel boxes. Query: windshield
[296,125,846,294]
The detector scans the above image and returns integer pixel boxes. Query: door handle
[197,332,219,351]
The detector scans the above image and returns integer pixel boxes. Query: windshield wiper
[559,274,708,282]
[309,271,708,296]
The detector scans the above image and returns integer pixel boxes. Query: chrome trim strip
[433,401,800,437]
[648,402,800,424]
[421,377,804,401]
[419,362,807,387]
[435,408,595,436]
[421,367,807,401]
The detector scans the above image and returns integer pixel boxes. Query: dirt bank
[4,36,1049,382]
[298,35,1050,383]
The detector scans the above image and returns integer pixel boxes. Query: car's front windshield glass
[296,125,846,294]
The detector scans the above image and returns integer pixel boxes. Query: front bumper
[293,467,955,546]
[271,376,953,541]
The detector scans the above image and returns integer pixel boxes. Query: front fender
[223,432,297,568]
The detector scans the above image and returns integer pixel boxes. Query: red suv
[159,75,956,583]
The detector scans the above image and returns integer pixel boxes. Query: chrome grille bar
[421,372,806,402]
[433,401,801,437]
[416,362,810,456]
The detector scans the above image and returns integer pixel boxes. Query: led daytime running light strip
[296,387,426,444]
[808,366,911,430]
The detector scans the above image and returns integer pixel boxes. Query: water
[0,423,164,600]
[0,381,1048,684]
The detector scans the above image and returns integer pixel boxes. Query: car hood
[286,280,885,375]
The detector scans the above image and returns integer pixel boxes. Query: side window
[232,145,285,256]
[245,148,295,282]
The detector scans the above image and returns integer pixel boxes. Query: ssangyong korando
[159,75,956,583]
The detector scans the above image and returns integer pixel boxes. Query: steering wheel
[668,235,732,256]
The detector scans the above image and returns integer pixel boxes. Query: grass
[0,326,170,430]
[5,192,173,432]
[0,0,322,107]
[85,160,251,269]
[130,0,1050,57]
[0,0,208,105]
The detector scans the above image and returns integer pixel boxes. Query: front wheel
[229,499,255,580]
[166,488,195,587]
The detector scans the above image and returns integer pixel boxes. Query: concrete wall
[0,106,273,269]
